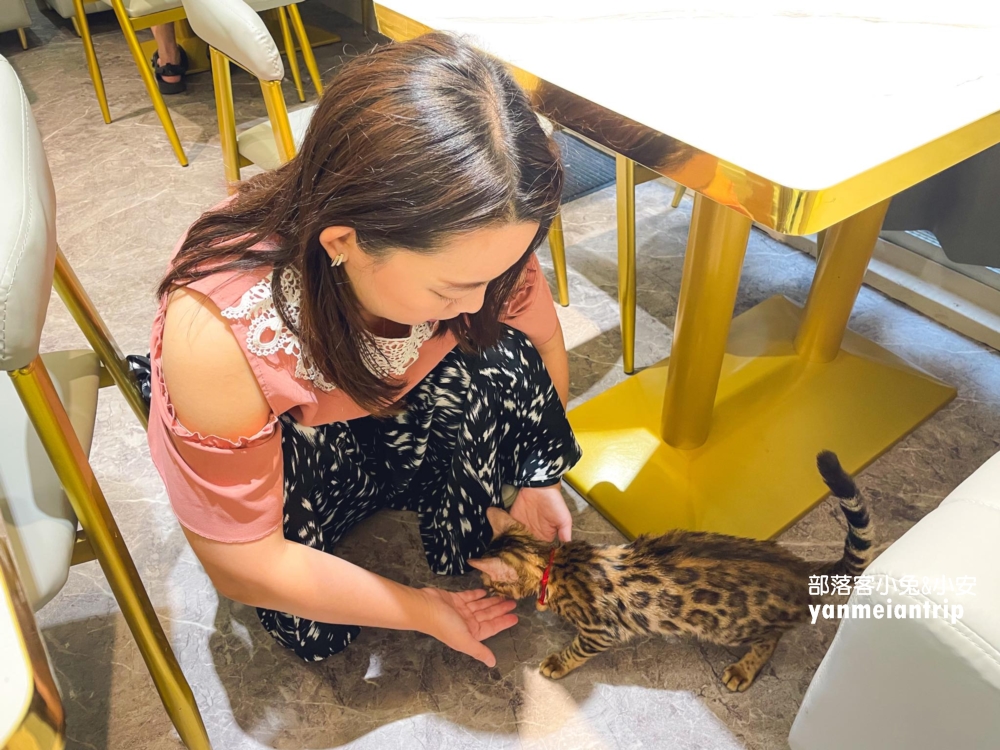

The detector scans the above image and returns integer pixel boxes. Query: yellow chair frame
[0,527,64,748]
[6,252,211,749]
[71,0,321,168]
[548,139,685,374]
[209,46,296,184]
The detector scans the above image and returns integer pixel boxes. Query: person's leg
[255,416,386,661]
[386,327,582,574]
[150,23,187,93]
[256,329,581,658]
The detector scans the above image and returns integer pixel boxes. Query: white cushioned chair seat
[0,350,101,610]
[237,103,315,170]
[119,0,180,18]
[41,0,110,20]
[0,0,31,33]
[245,0,297,13]
[99,0,297,21]
[789,451,1000,750]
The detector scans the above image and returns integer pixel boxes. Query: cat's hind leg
[721,635,781,692]
[540,631,615,679]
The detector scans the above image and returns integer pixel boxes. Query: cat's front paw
[539,653,573,680]
[721,662,755,692]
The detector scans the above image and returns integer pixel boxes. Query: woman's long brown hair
[159,32,563,414]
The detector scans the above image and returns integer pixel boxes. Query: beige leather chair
[183,0,316,180]
[0,0,31,48]
[0,55,211,749]
[70,0,324,168]
[116,0,323,168]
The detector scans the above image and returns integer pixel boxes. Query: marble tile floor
[5,5,1000,749]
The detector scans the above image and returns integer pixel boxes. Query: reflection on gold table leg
[616,155,637,375]
[566,195,955,541]
[662,194,752,449]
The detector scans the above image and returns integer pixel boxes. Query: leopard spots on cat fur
[468,451,872,690]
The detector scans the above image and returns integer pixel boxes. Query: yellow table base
[138,19,340,77]
[565,295,956,541]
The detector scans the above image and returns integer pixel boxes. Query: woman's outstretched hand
[417,588,517,667]
[510,483,573,543]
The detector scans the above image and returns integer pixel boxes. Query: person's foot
[158,46,181,85]
[151,46,188,95]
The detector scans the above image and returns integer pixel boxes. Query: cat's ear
[486,506,522,536]
[468,556,519,583]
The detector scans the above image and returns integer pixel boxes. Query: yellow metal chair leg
[616,154,637,375]
[109,0,188,167]
[670,184,686,208]
[9,359,211,750]
[0,535,65,749]
[795,199,891,363]
[71,15,82,36]
[17,27,28,48]
[260,79,297,163]
[210,49,242,186]
[661,194,752,449]
[548,212,570,307]
[73,0,112,124]
[52,249,149,428]
[286,3,323,96]
[277,8,305,103]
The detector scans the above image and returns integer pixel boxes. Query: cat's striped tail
[816,451,874,578]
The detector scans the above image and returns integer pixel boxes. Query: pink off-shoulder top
[147,240,560,544]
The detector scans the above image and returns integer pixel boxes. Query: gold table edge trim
[374,3,1000,236]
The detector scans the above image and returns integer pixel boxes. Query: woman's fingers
[557,517,572,542]
[455,636,498,667]
[475,612,518,641]
[457,588,489,603]
[471,641,497,667]
[466,593,513,613]
[472,598,517,622]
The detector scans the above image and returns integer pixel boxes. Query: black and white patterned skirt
[259,327,582,661]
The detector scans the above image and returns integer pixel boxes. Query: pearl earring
[330,253,346,268]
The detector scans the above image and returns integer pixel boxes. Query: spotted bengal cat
[468,451,872,691]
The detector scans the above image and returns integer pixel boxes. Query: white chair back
[181,0,284,81]
[0,55,57,373]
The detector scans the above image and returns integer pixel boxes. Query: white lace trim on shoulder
[220,267,436,391]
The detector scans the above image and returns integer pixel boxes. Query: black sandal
[151,47,189,95]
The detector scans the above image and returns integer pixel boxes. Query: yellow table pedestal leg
[566,197,955,541]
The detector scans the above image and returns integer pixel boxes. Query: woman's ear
[318,226,358,265]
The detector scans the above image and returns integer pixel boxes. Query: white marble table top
[375,1,1000,192]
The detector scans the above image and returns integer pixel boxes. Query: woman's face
[321,222,540,327]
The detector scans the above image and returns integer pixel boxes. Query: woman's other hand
[509,484,573,543]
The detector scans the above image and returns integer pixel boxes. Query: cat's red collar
[538,548,557,605]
